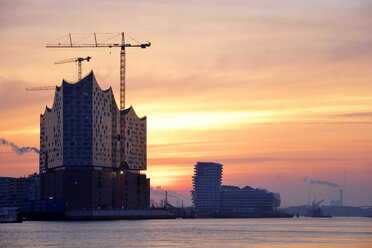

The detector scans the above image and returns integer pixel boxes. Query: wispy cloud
[330,112,372,118]
[149,155,367,167]
[0,78,50,110]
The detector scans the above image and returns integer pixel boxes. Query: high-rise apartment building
[192,162,223,213]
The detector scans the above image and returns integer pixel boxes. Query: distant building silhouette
[192,162,223,214]
[191,162,281,216]
[39,72,149,209]
[220,185,280,213]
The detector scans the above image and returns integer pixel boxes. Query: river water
[1,217,371,247]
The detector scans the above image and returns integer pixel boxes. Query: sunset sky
[0,0,371,206]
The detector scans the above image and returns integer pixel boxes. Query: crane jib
[46,44,150,48]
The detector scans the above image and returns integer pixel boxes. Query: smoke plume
[304,177,339,188]
[0,138,40,154]
[310,179,339,188]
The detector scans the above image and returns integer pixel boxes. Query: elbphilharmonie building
[39,72,149,209]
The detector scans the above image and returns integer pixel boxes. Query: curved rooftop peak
[122,105,133,114]
[41,106,52,117]
[121,105,146,120]
[59,70,113,94]
[61,70,94,86]
[41,71,118,116]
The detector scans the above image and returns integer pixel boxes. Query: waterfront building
[219,185,280,213]
[191,161,281,216]
[192,162,223,213]
[0,174,40,207]
[39,72,149,209]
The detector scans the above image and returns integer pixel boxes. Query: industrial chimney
[339,189,343,206]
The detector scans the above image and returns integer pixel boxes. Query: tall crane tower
[46,32,151,169]
[55,56,91,80]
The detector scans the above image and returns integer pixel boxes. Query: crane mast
[46,32,151,169]
[120,33,126,166]
[120,33,126,112]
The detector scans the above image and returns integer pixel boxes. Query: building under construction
[39,71,150,209]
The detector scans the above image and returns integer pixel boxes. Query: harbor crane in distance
[55,56,91,81]
[313,199,325,208]
[46,32,151,169]
[305,199,331,217]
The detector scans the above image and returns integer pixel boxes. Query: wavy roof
[121,106,146,120]
[41,71,144,119]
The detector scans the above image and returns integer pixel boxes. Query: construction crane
[26,86,55,91]
[55,56,91,80]
[25,56,91,91]
[46,32,151,169]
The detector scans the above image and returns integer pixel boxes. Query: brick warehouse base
[41,168,149,210]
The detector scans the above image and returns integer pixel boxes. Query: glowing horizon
[1,0,372,207]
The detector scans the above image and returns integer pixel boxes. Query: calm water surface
[1,217,371,248]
